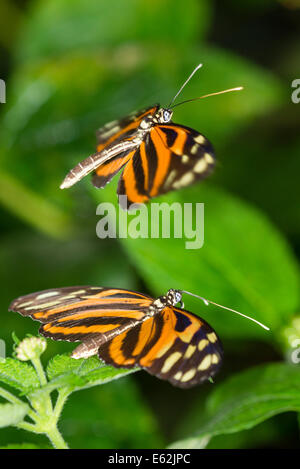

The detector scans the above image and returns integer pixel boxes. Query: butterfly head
[155,108,173,124]
[152,289,182,312]
[166,289,182,306]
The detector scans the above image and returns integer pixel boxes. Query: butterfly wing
[60,106,158,190]
[91,148,136,189]
[10,288,223,386]
[151,124,215,195]
[91,106,159,189]
[117,141,153,206]
[96,106,158,150]
[117,123,215,207]
[9,287,153,359]
[98,306,223,388]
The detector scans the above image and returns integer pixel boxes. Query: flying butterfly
[9,286,268,388]
[60,64,243,209]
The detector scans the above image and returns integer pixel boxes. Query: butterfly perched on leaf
[9,286,223,388]
[60,64,242,209]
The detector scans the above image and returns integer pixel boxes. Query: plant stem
[0,342,70,449]
[30,357,53,415]
[46,424,69,449]
[0,386,24,405]
[31,357,48,386]
[0,385,41,423]
[16,421,39,433]
[53,388,70,420]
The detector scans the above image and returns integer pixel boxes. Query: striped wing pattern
[9,287,153,359]
[152,124,215,194]
[96,106,158,149]
[118,123,215,207]
[99,306,223,388]
[10,287,223,387]
[91,106,158,190]
[61,103,215,206]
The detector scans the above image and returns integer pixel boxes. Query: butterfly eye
[163,110,172,122]
[174,291,182,304]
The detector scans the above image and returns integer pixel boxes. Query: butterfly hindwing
[91,149,135,189]
[98,306,223,388]
[117,141,152,206]
[146,307,223,388]
[97,315,158,369]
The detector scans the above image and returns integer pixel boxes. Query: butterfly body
[10,286,223,388]
[60,104,215,208]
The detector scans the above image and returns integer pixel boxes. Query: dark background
[0,0,299,449]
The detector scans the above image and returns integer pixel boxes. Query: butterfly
[9,286,224,388]
[60,64,242,209]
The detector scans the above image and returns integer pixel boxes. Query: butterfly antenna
[170,86,244,109]
[168,63,203,108]
[179,290,270,331]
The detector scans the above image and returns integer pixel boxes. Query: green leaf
[0,168,74,239]
[120,184,299,340]
[46,354,97,381]
[0,443,42,449]
[16,0,211,63]
[0,358,40,393]
[45,354,137,392]
[0,403,29,428]
[169,362,300,449]
[0,7,283,237]
[60,377,164,449]
[3,44,283,171]
[164,45,284,146]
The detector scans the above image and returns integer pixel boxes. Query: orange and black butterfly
[9,286,223,388]
[60,64,242,209]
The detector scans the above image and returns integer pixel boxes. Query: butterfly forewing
[153,124,215,194]
[117,122,215,208]
[96,105,158,151]
[153,307,223,388]
[9,287,153,357]
[91,106,159,191]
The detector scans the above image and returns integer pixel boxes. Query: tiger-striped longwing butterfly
[9,286,268,388]
[10,286,223,388]
[60,64,242,209]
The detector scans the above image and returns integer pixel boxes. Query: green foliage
[45,354,137,391]
[120,184,299,341]
[0,337,142,449]
[0,403,29,428]
[0,358,40,393]
[0,443,43,449]
[3,339,298,449]
[16,0,211,62]
[0,0,299,450]
[0,168,74,239]
[170,362,300,448]
[60,377,163,449]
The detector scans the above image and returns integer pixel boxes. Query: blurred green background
[0,0,299,449]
